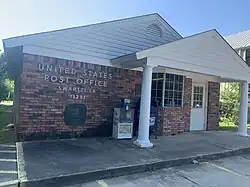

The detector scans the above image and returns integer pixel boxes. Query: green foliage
[0,84,8,101]
[220,83,240,125]
[4,79,14,100]
[0,105,14,143]
[0,52,7,80]
[0,52,14,101]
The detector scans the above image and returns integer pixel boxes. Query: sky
[1,0,250,50]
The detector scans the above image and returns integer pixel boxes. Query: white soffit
[136,30,250,82]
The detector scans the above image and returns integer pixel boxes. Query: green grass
[0,103,14,144]
[0,130,15,144]
[0,100,13,105]
[219,122,250,132]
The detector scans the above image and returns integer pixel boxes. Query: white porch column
[242,49,247,61]
[134,65,153,148]
[238,49,242,57]
[238,81,249,137]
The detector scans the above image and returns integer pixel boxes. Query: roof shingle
[225,30,250,49]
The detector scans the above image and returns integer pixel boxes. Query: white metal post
[238,81,249,137]
[134,65,153,148]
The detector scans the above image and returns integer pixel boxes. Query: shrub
[220,83,240,125]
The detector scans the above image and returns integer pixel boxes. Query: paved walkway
[0,144,18,187]
[73,154,250,187]
[18,131,250,187]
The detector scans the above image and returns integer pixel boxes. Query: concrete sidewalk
[17,131,250,187]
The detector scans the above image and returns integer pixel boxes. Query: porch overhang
[112,30,250,82]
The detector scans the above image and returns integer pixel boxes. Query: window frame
[192,85,204,108]
[151,72,184,108]
[151,73,164,107]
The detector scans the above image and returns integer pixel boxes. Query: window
[151,73,184,108]
[165,74,183,107]
[192,86,204,108]
[135,84,142,97]
[151,73,164,106]
[246,49,250,66]
[248,83,250,95]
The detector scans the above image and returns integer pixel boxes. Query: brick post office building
[4,14,250,146]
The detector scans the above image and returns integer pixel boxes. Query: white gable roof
[225,30,250,49]
[114,30,250,82]
[3,14,182,61]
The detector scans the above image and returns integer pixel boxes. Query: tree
[0,51,7,78]
[220,83,240,125]
[0,51,13,101]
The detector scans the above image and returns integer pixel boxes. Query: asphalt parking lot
[67,154,250,187]
[0,144,18,187]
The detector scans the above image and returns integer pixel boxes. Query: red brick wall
[207,81,220,130]
[18,53,219,140]
[18,54,142,140]
[158,78,192,135]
